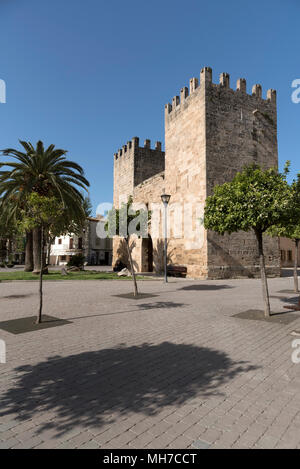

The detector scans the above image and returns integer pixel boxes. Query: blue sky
[0,0,299,214]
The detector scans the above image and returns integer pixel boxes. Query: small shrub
[113,260,127,272]
[67,254,85,269]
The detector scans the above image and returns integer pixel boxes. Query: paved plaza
[0,276,300,449]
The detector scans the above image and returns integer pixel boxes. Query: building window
[281,250,286,262]
[58,239,62,245]
[288,250,293,262]
[60,255,66,262]
[69,238,74,249]
[78,238,83,250]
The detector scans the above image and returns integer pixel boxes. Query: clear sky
[0,0,299,213]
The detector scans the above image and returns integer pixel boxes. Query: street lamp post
[161,191,171,283]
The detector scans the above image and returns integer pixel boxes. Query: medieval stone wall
[112,66,280,278]
[204,71,280,278]
[113,137,165,207]
[113,140,165,272]
[164,67,280,278]
[113,137,137,207]
[133,172,165,272]
[164,71,208,277]
[134,140,165,187]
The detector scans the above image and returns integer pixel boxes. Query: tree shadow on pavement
[136,301,186,310]
[179,284,233,291]
[270,295,299,305]
[64,302,189,321]
[0,342,258,438]
[1,294,34,299]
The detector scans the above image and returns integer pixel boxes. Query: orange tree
[204,164,293,317]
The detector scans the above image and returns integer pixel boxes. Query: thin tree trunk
[24,231,34,272]
[255,230,271,317]
[47,236,53,265]
[47,243,50,265]
[6,238,11,263]
[0,238,5,263]
[32,227,41,273]
[294,239,299,294]
[125,237,138,297]
[36,225,44,324]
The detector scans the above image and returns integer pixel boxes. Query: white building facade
[49,217,112,266]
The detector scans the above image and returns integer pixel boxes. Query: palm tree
[0,200,19,264]
[0,140,90,272]
[0,184,34,271]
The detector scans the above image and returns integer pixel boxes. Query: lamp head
[161,192,171,205]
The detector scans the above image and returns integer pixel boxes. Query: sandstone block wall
[113,140,165,272]
[113,66,280,278]
[164,67,279,278]
[114,137,165,207]
[280,237,300,268]
[164,70,208,277]
[133,172,165,272]
[205,72,279,278]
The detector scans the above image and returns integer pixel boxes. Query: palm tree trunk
[24,231,34,272]
[36,225,44,324]
[32,227,41,273]
[255,230,271,317]
[0,238,5,263]
[6,237,11,263]
[294,239,299,294]
[125,237,138,297]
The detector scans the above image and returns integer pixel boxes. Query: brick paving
[0,276,300,449]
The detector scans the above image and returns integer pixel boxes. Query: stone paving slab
[0,277,300,449]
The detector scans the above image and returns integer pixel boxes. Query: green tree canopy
[204,164,292,235]
[20,193,64,233]
[268,173,300,292]
[204,164,294,317]
[0,140,90,272]
[20,193,65,324]
[105,196,150,297]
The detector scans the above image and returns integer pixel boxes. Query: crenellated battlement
[113,135,165,204]
[165,67,277,117]
[114,137,163,160]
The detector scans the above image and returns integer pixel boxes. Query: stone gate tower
[113,67,280,278]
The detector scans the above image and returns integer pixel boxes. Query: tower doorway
[142,236,153,272]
